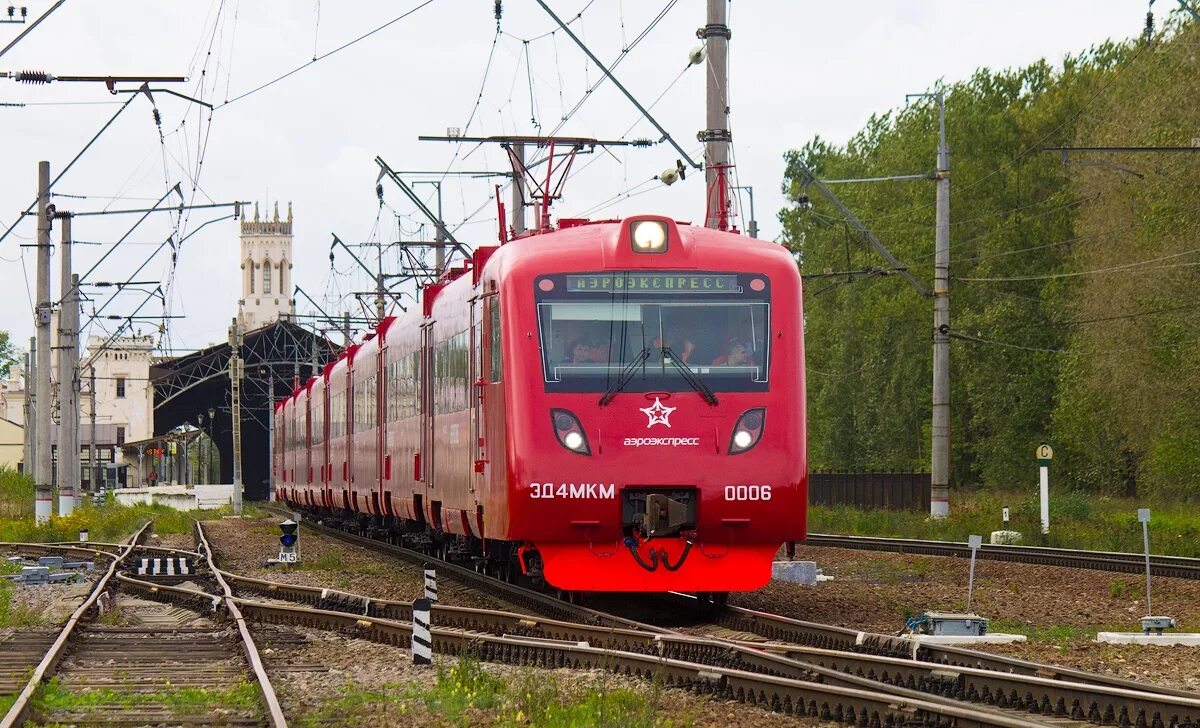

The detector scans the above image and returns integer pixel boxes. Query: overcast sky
[0,1,1151,355]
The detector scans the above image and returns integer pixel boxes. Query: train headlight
[728,408,765,455]
[630,220,668,253]
[551,408,591,455]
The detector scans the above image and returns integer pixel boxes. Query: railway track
[250,507,1200,727]
[804,533,1200,579]
[0,524,287,728]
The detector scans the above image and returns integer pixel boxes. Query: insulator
[494,0,502,21]
[15,70,52,84]
[19,5,25,17]
[152,108,162,126]
[6,7,15,19]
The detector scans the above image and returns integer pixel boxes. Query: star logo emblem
[639,397,676,429]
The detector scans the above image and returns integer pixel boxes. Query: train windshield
[535,271,770,394]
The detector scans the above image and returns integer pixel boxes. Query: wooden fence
[808,471,931,511]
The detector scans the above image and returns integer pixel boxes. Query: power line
[217,0,437,108]
[950,331,1060,354]
[955,246,1200,282]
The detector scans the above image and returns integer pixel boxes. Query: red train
[276,215,806,593]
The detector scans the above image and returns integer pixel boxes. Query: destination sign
[565,273,741,293]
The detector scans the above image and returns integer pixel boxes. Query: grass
[807,487,1200,556]
[0,578,49,628]
[31,677,261,715]
[295,654,690,728]
[0,466,33,520]
[0,501,205,543]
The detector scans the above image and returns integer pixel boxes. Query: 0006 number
[724,485,772,501]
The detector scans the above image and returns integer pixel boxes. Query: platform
[1096,632,1200,646]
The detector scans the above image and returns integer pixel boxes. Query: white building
[239,201,296,329]
[0,372,25,426]
[81,333,154,449]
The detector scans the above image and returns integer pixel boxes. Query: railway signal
[278,520,299,564]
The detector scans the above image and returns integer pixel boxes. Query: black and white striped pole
[412,597,432,666]
[423,562,437,602]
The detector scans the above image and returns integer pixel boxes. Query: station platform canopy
[151,319,339,502]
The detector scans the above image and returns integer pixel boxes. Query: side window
[488,299,502,383]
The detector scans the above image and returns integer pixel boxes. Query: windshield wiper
[598,347,650,406]
[660,346,719,406]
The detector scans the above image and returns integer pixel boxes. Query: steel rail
[804,534,1200,579]
[283,509,1193,699]
[223,589,1054,728]
[39,541,204,559]
[218,568,660,652]
[0,522,151,728]
[258,510,1196,724]
[194,522,288,728]
[732,640,1200,725]
[135,568,1200,728]
[710,601,1191,699]
[118,573,1048,726]
[208,568,1052,724]
[0,541,123,561]
[272,510,663,633]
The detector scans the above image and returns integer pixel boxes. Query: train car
[276,214,806,593]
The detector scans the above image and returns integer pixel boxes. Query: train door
[322,384,332,510]
[377,344,388,515]
[420,321,434,511]
[345,370,355,512]
[305,395,312,498]
[469,298,484,498]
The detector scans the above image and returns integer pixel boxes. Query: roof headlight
[631,220,668,253]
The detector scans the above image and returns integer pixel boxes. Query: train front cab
[499,216,807,593]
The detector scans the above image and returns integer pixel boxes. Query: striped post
[412,597,432,666]
[423,563,437,602]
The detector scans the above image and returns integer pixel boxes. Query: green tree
[0,331,16,380]
[781,39,1135,491]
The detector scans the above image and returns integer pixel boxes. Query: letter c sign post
[1036,443,1053,534]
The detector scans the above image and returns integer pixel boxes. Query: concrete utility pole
[374,244,386,322]
[930,92,951,519]
[22,352,31,475]
[88,365,96,493]
[702,0,732,230]
[511,142,526,236]
[57,214,79,516]
[229,318,243,515]
[34,161,53,524]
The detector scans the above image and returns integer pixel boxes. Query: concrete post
[702,0,731,230]
[511,142,526,236]
[57,215,78,516]
[931,93,951,518]
[34,161,53,524]
[21,351,31,476]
